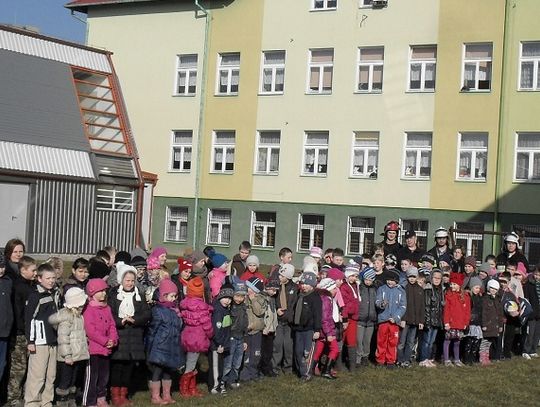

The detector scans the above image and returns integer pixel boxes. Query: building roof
[65,0,156,13]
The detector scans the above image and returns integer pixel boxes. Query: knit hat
[150,247,167,259]
[351,256,363,266]
[246,255,260,267]
[309,247,323,258]
[300,272,318,287]
[246,277,264,294]
[115,251,131,265]
[420,253,436,265]
[64,287,88,308]
[418,267,430,277]
[362,267,376,281]
[517,262,528,278]
[278,264,295,280]
[187,276,205,298]
[303,261,318,274]
[464,256,477,268]
[478,262,491,274]
[317,277,337,292]
[116,262,137,285]
[131,256,146,268]
[159,278,178,301]
[0,254,5,268]
[487,279,500,291]
[216,287,234,301]
[86,278,108,297]
[407,268,419,277]
[450,272,464,287]
[212,253,228,269]
[265,278,280,290]
[89,260,109,279]
[187,250,206,265]
[345,264,360,278]
[327,267,345,282]
[469,276,483,289]
[177,257,193,273]
[385,254,397,267]
[147,256,161,270]
[234,281,248,296]
[387,270,400,283]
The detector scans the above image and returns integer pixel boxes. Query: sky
[1,0,87,43]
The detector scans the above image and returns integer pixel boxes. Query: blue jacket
[211,299,232,350]
[146,304,183,369]
[375,284,407,324]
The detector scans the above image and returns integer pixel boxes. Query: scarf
[332,297,341,323]
[346,281,358,299]
[334,287,345,308]
[117,286,141,319]
[279,282,288,311]
[294,292,307,326]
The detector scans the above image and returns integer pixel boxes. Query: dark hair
[37,263,55,276]
[96,250,111,262]
[72,258,89,270]
[19,255,36,269]
[452,245,464,253]
[238,241,251,251]
[501,271,511,280]
[4,238,25,262]
[332,248,344,257]
[507,258,518,268]
[278,247,292,257]
[484,254,496,262]
[324,248,334,256]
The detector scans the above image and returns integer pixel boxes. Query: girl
[46,256,64,282]
[419,269,444,367]
[3,238,25,278]
[49,287,89,407]
[340,265,360,371]
[464,277,483,365]
[146,279,183,405]
[63,258,90,295]
[240,255,267,283]
[180,277,213,397]
[108,264,151,406]
[150,247,168,267]
[443,274,471,367]
[480,280,504,365]
[451,245,465,274]
[83,279,118,407]
[146,257,165,304]
[172,257,192,302]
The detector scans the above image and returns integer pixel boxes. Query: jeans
[397,324,418,363]
[356,324,375,361]
[419,327,438,362]
[223,337,244,384]
[272,323,293,372]
[294,330,314,378]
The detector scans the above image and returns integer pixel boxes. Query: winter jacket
[397,246,426,268]
[262,294,278,335]
[246,293,267,335]
[340,281,360,321]
[0,275,13,337]
[443,291,471,330]
[374,269,392,289]
[25,285,61,345]
[403,282,424,325]
[211,299,232,350]
[209,268,227,299]
[240,271,267,284]
[293,290,322,332]
[231,254,246,277]
[500,289,521,327]
[381,240,402,257]
[319,291,336,338]
[48,308,89,362]
[428,246,453,267]
[180,296,213,352]
[275,280,298,324]
[62,277,87,296]
[146,304,182,369]
[83,301,119,356]
[451,258,465,274]
[469,293,483,326]
[358,282,378,326]
[423,283,444,328]
[108,286,151,360]
[496,251,529,272]
[523,275,540,320]
[375,284,406,324]
[482,294,504,337]
[12,275,35,336]
[230,302,249,340]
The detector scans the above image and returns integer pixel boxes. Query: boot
[161,380,175,404]
[55,388,70,407]
[321,359,337,380]
[68,386,78,407]
[189,371,204,397]
[480,351,491,366]
[473,339,482,363]
[347,347,357,371]
[120,388,132,406]
[149,381,166,405]
[96,397,109,407]
[463,338,474,365]
[179,374,192,398]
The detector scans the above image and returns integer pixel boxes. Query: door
[0,183,29,246]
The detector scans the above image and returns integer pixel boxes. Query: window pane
[478,61,492,89]
[358,65,370,90]
[411,46,437,60]
[221,53,240,66]
[263,68,272,91]
[353,150,364,173]
[354,132,379,146]
[372,65,383,90]
[475,151,487,179]
[420,151,431,176]
[516,152,529,179]
[310,67,320,90]
[183,147,191,170]
[464,63,476,88]
[533,153,540,179]
[304,148,315,173]
[306,132,329,145]
[425,63,436,89]
[259,131,281,144]
[459,151,472,178]
[465,44,492,59]
[461,133,488,148]
[522,42,540,57]
[257,148,268,172]
[360,47,384,61]
[311,49,334,63]
[521,62,534,89]
[174,131,192,144]
[518,133,540,148]
[269,149,280,171]
[275,68,285,91]
[219,71,228,93]
[264,51,285,64]
[405,151,417,176]
[410,63,421,89]
[322,67,333,91]
[216,131,236,144]
[179,54,197,68]
[407,133,431,147]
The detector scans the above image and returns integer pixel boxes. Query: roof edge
[65,0,156,14]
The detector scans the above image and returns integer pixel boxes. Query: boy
[330,248,345,271]
[0,254,13,382]
[523,266,540,358]
[372,254,390,289]
[24,263,61,406]
[397,268,424,367]
[375,270,406,368]
[357,267,377,366]
[499,271,520,359]
[231,241,251,277]
[259,279,279,377]
[223,282,248,389]
[269,247,293,280]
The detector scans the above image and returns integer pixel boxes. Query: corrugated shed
[0,28,112,73]
[95,154,137,179]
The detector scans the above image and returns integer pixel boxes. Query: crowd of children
[0,222,539,406]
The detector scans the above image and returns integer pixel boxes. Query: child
[523,266,540,358]
[357,267,377,366]
[443,274,471,367]
[375,270,406,368]
[146,279,183,404]
[463,256,478,290]
[46,256,64,282]
[24,263,61,406]
[499,271,521,359]
[259,279,279,377]
[149,247,168,267]
[480,280,504,365]
[451,245,465,273]
[330,248,345,271]
[209,253,229,299]
[372,254,389,289]
[83,278,119,407]
[172,257,192,301]
[240,255,267,283]
[209,286,234,395]
[464,277,483,365]
[180,277,213,397]
[292,272,322,381]
[419,269,444,367]
[231,241,251,277]
[49,287,89,407]
[223,282,248,389]
[269,247,293,280]
[340,264,360,370]
[63,257,90,295]
[0,254,13,382]
[146,256,163,304]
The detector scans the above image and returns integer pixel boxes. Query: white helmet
[504,232,519,244]
[434,227,448,238]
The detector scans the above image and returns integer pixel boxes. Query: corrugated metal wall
[31,179,136,254]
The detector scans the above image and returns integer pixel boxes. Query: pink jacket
[340,281,360,321]
[83,302,118,356]
[320,291,336,338]
[180,297,213,353]
[209,268,227,299]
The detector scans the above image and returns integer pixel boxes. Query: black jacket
[230,302,249,340]
[381,240,402,257]
[25,285,61,345]
[496,251,529,271]
[403,282,424,325]
[523,275,540,320]
[358,282,377,325]
[275,280,298,324]
[0,275,13,337]
[482,294,504,337]
[397,246,426,268]
[424,283,444,328]
[470,293,483,326]
[293,290,322,332]
[211,300,231,350]
[12,275,35,336]
[62,277,87,296]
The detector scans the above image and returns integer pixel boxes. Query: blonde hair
[46,256,63,271]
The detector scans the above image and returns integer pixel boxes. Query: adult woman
[3,238,25,278]
[496,232,529,271]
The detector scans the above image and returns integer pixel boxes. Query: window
[308,49,334,94]
[399,219,428,249]
[165,206,188,242]
[513,224,540,267]
[217,53,240,95]
[462,43,492,91]
[519,42,540,90]
[207,209,231,245]
[255,131,280,174]
[403,132,432,179]
[347,217,375,255]
[360,0,373,6]
[457,133,488,181]
[303,131,329,176]
[260,51,285,94]
[313,0,337,9]
[515,133,540,182]
[212,131,235,173]
[454,222,484,258]
[298,214,325,251]
[175,54,197,95]
[251,211,276,248]
[351,131,379,178]
[409,45,437,91]
[170,131,192,172]
[357,47,384,92]
[96,185,134,212]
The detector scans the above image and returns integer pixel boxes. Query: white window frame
[302,131,329,177]
[514,132,540,182]
[513,224,540,266]
[453,221,484,258]
[260,50,286,94]
[307,49,334,94]
[206,208,231,245]
[408,45,437,92]
[297,214,325,252]
[312,0,337,10]
[461,43,493,92]
[398,218,429,248]
[174,54,198,96]
[216,52,240,95]
[359,0,374,7]
[356,46,384,93]
[456,132,488,182]
[402,132,432,180]
[96,185,134,212]
[164,206,188,242]
[250,211,277,248]
[169,130,192,172]
[350,131,379,178]
[211,131,235,174]
[346,216,375,255]
[518,41,540,91]
[255,131,280,175]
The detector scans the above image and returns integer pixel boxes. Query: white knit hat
[317,277,337,291]
[116,262,138,285]
[64,287,88,308]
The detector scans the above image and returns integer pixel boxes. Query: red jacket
[240,271,267,284]
[340,282,360,321]
[444,290,471,330]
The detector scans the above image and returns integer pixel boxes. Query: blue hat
[300,272,318,287]
[234,281,248,295]
[212,253,228,269]
[246,276,264,293]
[362,267,376,281]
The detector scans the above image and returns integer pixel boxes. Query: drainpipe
[193,0,210,248]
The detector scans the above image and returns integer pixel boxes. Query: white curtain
[521,62,534,88]
[269,149,280,171]
[516,152,529,179]
[257,148,267,172]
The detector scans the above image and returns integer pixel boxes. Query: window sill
[214,93,239,97]
[168,170,191,174]
[300,174,327,178]
[460,89,491,94]
[401,177,430,181]
[349,175,378,180]
[251,246,275,251]
[205,243,230,248]
[164,240,188,244]
[354,90,382,95]
[455,178,487,183]
[310,8,337,12]
[513,179,540,184]
[517,88,540,92]
[172,94,196,97]
[405,90,435,94]
[305,91,333,95]
[258,92,284,96]
[253,172,280,176]
[209,171,235,175]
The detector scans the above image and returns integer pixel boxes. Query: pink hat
[86,278,108,297]
[309,247,323,258]
[517,262,528,278]
[327,268,345,282]
[150,247,167,258]
[159,278,178,301]
[147,256,161,270]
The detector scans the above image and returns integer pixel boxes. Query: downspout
[193,0,210,248]
[493,0,510,254]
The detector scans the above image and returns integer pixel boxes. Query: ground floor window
[207,208,231,245]
[298,214,324,251]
